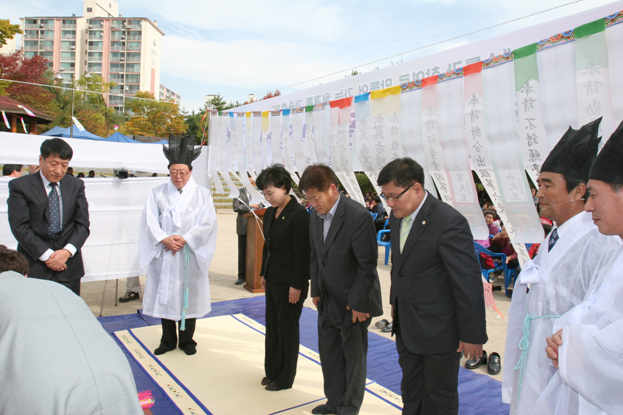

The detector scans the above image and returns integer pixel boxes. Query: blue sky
[4,0,620,112]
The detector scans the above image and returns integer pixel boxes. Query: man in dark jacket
[233,177,259,285]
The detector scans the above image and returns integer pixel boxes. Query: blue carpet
[99,296,509,415]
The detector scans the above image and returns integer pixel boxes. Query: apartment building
[20,0,179,112]
[160,84,181,105]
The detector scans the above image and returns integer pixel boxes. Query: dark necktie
[48,182,61,238]
[548,228,559,252]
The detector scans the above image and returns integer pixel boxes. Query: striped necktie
[400,216,412,253]
[548,228,559,252]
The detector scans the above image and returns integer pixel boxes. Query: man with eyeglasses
[378,157,487,415]
[138,134,218,356]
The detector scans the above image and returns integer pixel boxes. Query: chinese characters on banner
[251,112,264,174]
[354,93,384,197]
[280,109,299,185]
[207,111,224,193]
[436,74,489,239]
[607,14,623,121]
[290,107,309,175]
[575,19,615,146]
[328,97,365,205]
[270,110,284,165]
[420,76,454,205]
[513,43,549,185]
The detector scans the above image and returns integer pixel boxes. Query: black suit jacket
[390,192,487,355]
[7,172,90,282]
[233,187,251,235]
[310,195,383,317]
[260,198,310,290]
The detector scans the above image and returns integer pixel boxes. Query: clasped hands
[312,297,370,323]
[545,329,564,369]
[45,249,71,271]
[161,235,187,255]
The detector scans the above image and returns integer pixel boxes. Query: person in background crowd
[28,164,40,174]
[77,172,85,178]
[0,245,143,415]
[7,138,90,295]
[2,164,23,177]
[370,195,388,233]
[483,209,500,236]
[256,165,310,392]
[528,218,553,259]
[66,167,74,176]
[88,170,95,178]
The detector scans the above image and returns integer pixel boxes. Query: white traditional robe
[503,211,620,415]
[533,244,623,415]
[138,176,217,320]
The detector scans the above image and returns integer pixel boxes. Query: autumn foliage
[0,50,55,112]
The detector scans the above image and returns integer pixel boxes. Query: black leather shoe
[235,278,245,285]
[261,377,271,386]
[182,345,196,355]
[265,381,281,391]
[119,291,140,302]
[465,350,487,369]
[382,322,393,333]
[375,319,389,329]
[154,347,175,355]
[488,352,501,374]
[311,403,337,414]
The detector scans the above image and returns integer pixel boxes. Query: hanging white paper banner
[251,112,264,174]
[72,116,85,132]
[207,112,224,194]
[328,97,365,205]
[243,113,255,175]
[606,13,623,122]
[235,113,262,204]
[304,106,318,166]
[399,85,438,197]
[420,77,454,205]
[513,43,550,185]
[537,38,580,151]
[354,94,384,197]
[575,19,615,145]
[437,75,489,239]
[269,110,284,165]
[218,112,239,199]
[261,111,272,166]
[281,109,299,184]
[482,59,543,243]
[291,108,309,175]
[312,103,330,164]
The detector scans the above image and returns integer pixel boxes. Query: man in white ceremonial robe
[139,134,217,356]
[540,119,623,415]
[503,118,621,415]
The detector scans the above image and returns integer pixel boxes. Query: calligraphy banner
[251,112,264,174]
[421,76,453,205]
[207,111,224,194]
[575,19,616,144]
[311,103,330,165]
[482,58,543,243]
[304,105,319,166]
[370,85,403,166]
[270,110,284,165]
[437,73,489,239]
[261,111,272,166]
[329,97,365,205]
[399,85,438,196]
[354,93,384,197]
[217,112,238,198]
[280,109,299,184]
[606,12,623,122]
[291,107,308,175]
[513,43,549,185]
[243,113,255,175]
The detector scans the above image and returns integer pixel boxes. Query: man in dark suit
[233,177,260,285]
[300,164,383,415]
[7,138,90,295]
[378,157,487,415]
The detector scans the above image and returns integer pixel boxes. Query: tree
[208,94,227,111]
[182,105,209,144]
[124,91,186,137]
[0,50,54,111]
[74,73,122,137]
[345,69,360,78]
[0,19,22,46]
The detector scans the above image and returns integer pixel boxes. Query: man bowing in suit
[300,164,383,415]
[8,138,90,295]
[378,157,487,415]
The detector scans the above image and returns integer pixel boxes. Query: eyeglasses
[170,170,190,177]
[381,183,414,202]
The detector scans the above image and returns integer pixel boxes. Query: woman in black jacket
[257,165,310,391]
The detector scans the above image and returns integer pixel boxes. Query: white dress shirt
[318,193,341,241]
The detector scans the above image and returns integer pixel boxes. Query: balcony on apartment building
[61,41,76,50]
[126,42,141,51]
[88,31,104,40]
[62,20,76,30]
[87,52,103,62]
[24,30,38,39]
[39,41,54,51]
[61,30,76,40]
[88,41,103,51]
[39,31,54,40]
[89,21,104,30]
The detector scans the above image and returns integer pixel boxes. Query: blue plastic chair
[377,230,391,265]
[371,212,378,221]
[473,242,507,285]
[506,267,519,296]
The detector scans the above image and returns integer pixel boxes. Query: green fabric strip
[575,19,606,38]
[513,43,539,91]
[305,105,314,112]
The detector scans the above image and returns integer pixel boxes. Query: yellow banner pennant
[370,85,402,100]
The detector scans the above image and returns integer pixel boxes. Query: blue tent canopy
[105,132,140,143]
[41,124,104,140]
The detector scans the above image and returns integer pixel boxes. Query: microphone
[540,198,586,211]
